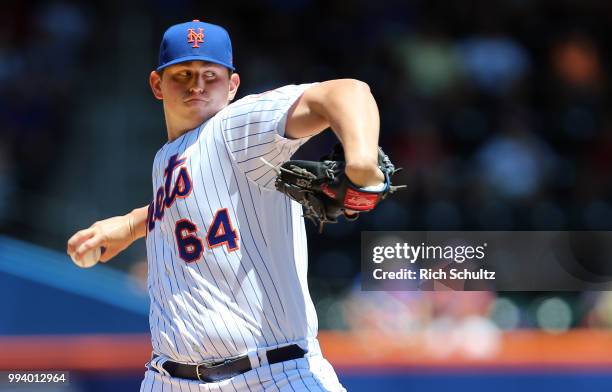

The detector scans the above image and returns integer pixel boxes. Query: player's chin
[183,100,209,113]
[183,106,213,123]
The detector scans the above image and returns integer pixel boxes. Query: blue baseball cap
[157,20,235,71]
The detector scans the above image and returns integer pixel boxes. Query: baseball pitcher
[67,20,398,391]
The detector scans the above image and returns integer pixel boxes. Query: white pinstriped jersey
[144,84,318,363]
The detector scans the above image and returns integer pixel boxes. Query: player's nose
[189,77,206,94]
[189,84,205,94]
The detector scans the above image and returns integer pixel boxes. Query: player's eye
[203,71,216,79]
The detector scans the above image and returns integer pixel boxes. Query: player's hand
[67,214,136,263]
[274,143,403,230]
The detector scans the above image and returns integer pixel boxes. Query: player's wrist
[127,206,148,241]
[344,162,384,187]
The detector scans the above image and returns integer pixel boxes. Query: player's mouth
[184,97,210,104]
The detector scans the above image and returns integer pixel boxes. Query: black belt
[151,344,307,382]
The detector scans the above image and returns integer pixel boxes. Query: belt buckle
[195,360,216,381]
[195,358,234,382]
[195,362,205,381]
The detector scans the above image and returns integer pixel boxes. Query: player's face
[150,61,240,135]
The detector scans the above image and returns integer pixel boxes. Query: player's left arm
[285,79,384,187]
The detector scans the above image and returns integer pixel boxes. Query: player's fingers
[75,236,104,259]
[98,247,111,263]
[67,229,96,255]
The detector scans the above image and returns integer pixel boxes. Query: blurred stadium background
[2,0,612,390]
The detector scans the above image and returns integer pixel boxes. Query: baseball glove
[268,143,404,231]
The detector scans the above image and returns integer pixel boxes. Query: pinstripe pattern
[146,84,312,361]
[142,84,344,390]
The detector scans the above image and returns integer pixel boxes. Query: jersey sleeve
[220,83,314,189]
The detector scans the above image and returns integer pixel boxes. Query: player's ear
[228,72,240,102]
[149,70,163,100]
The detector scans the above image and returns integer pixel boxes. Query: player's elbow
[337,79,375,108]
[338,78,371,95]
[315,79,373,110]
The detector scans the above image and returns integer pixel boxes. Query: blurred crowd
[0,1,86,236]
[2,0,612,332]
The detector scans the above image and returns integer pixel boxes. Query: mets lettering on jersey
[144,84,319,364]
[147,153,238,262]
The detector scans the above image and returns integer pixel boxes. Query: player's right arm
[67,205,148,263]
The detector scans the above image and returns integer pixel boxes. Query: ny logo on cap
[187,28,204,48]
